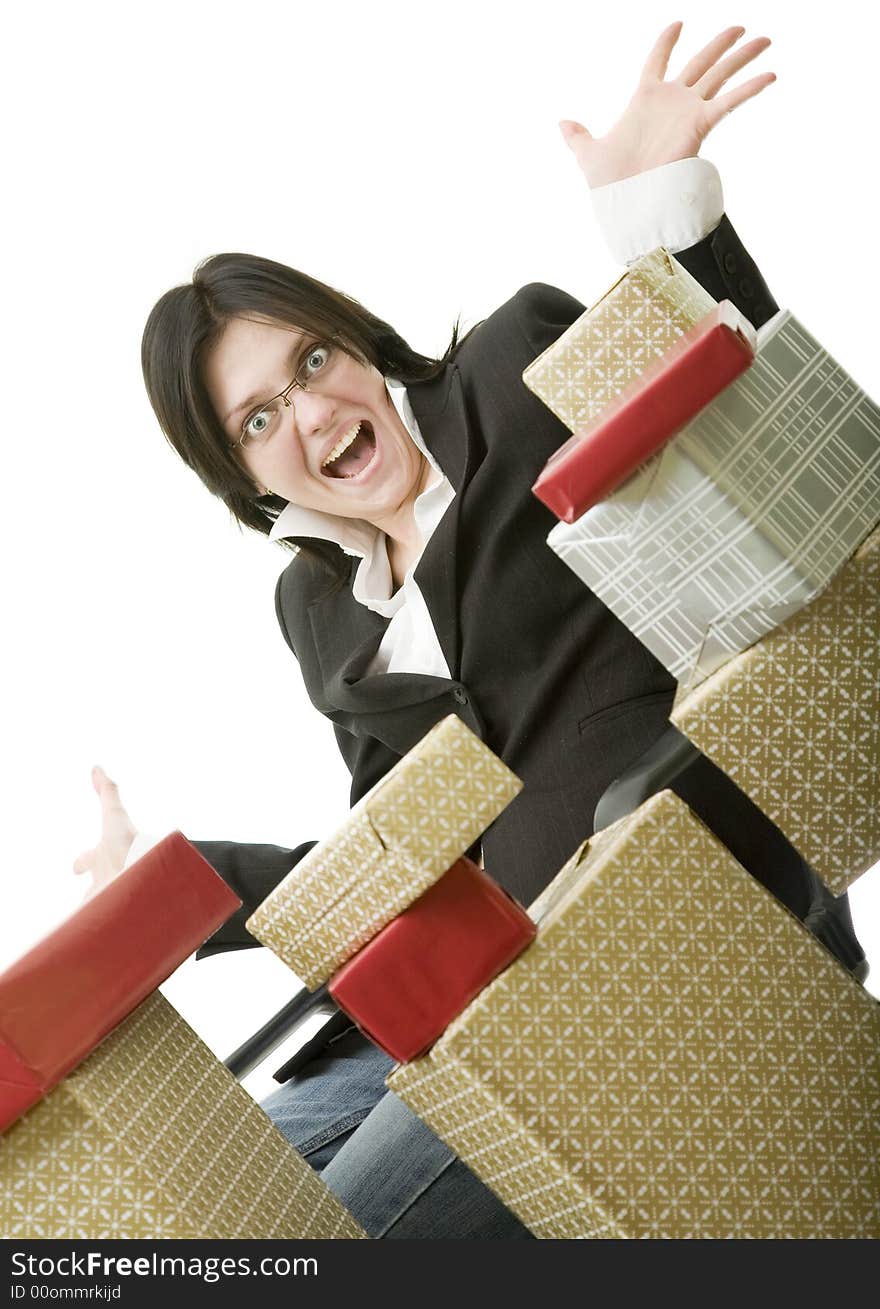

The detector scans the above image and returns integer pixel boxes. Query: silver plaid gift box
[547,309,880,689]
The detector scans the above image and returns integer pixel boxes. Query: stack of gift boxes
[247,714,535,1063]
[523,248,880,895]
[0,834,365,1239]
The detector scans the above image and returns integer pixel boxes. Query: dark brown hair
[141,252,466,579]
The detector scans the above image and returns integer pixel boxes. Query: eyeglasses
[235,340,341,449]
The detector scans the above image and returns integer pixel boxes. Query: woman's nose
[290,388,335,440]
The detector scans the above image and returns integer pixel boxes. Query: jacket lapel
[307,572,463,754]
[408,364,472,678]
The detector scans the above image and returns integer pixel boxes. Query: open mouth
[320,420,377,479]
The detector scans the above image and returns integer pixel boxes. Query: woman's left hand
[72,765,137,897]
[560,22,775,189]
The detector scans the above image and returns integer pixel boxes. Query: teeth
[322,421,362,468]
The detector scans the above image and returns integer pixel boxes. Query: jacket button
[723,251,737,274]
[453,686,469,705]
[738,276,754,298]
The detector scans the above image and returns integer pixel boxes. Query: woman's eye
[245,410,270,439]
[303,344,331,376]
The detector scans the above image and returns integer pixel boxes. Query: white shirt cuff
[590,157,724,265]
[123,830,163,870]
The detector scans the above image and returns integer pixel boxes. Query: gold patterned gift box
[671,525,880,897]
[247,715,522,988]
[546,309,880,690]
[0,991,365,1239]
[522,248,717,433]
[390,791,880,1239]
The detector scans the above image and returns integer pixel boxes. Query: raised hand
[560,22,775,189]
[72,765,137,896]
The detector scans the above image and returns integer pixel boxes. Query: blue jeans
[260,1027,532,1239]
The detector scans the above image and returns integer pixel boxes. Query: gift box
[0,991,365,1238]
[390,791,880,1239]
[0,832,240,1132]
[248,715,522,988]
[328,856,536,1063]
[522,247,717,433]
[671,525,880,896]
[533,303,756,522]
[547,309,880,689]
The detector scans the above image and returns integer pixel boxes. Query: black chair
[223,980,342,1082]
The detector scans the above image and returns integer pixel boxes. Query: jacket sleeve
[193,838,317,958]
[508,212,779,389]
[672,212,779,328]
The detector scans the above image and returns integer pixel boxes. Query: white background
[3,0,878,1102]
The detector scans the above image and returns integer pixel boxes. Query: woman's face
[203,315,428,529]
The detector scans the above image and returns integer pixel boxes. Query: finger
[640,21,683,83]
[93,764,123,810]
[73,847,96,875]
[676,25,745,86]
[697,37,772,100]
[559,119,592,145]
[92,763,114,792]
[704,72,777,129]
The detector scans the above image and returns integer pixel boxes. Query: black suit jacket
[197,215,785,955]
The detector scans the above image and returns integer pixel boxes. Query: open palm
[561,23,775,189]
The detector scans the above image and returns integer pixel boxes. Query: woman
[76,24,861,1237]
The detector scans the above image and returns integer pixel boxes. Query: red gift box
[328,857,537,1063]
[0,832,240,1132]
[532,302,756,523]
